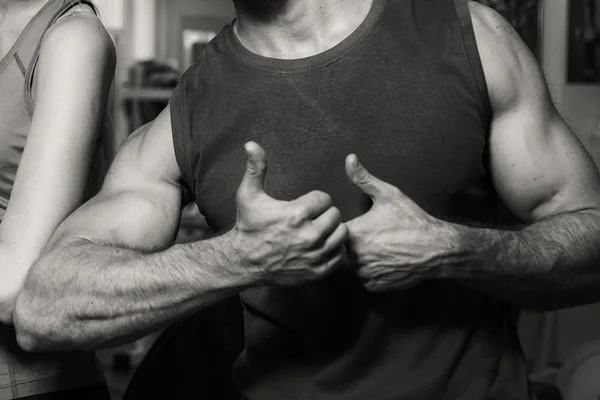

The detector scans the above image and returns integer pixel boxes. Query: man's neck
[233,0,373,60]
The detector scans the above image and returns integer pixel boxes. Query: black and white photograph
[2,1,600,400]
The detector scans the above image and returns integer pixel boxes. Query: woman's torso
[0,1,105,398]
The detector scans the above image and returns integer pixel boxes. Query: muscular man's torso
[170,0,532,398]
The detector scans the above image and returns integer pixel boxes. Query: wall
[93,0,124,31]
[544,0,600,155]
[131,0,157,60]
[157,0,236,69]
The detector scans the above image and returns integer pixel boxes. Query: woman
[0,0,115,398]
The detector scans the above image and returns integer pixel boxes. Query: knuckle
[289,206,309,225]
[312,190,333,207]
[330,207,342,222]
[315,250,341,269]
[339,222,349,238]
[389,186,403,198]
[245,165,257,176]
[357,170,374,184]
[300,228,319,246]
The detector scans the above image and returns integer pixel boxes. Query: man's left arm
[446,2,600,310]
[345,2,600,311]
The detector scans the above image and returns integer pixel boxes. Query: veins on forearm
[437,211,600,310]
[451,210,600,286]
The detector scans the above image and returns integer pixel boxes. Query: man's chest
[191,91,489,233]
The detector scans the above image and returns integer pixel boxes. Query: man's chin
[233,0,291,20]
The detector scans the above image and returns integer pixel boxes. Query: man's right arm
[13,105,348,353]
[12,107,252,352]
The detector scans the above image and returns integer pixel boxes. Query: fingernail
[352,156,360,169]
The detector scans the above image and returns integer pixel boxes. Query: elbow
[12,289,78,353]
[12,244,99,353]
[12,291,51,352]
[13,320,43,353]
[10,250,81,352]
[13,323,61,354]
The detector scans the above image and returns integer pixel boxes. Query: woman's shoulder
[40,3,115,64]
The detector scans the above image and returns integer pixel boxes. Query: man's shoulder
[468,1,545,112]
[107,106,187,198]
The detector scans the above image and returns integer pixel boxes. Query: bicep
[51,107,185,253]
[0,15,115,262]
[471,2,600,222]
[489,104,600,222]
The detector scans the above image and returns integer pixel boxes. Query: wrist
[437,222,513,281]
[434,222,478,280]
[218,229,266,288]
[174,231,261,293]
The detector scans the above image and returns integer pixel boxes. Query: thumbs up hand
[233,142,348,287]
[344,154,455,292]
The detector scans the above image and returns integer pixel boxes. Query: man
[12,0,600,398]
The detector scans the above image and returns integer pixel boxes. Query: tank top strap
[15,0,97,69]
[453,0,492,127]
[14,0,98,115]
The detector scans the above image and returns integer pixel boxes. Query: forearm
[445,210,600,310]
[0,245,37,325]
[13,232,253,352]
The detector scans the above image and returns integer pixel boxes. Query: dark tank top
[0,1,105,398]
[170,0,532,398]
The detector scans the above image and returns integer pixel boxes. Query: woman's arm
[0,11,116,324]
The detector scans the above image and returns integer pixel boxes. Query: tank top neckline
[0,0,56,74]
[223,0,386,73]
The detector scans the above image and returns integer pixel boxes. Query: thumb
[239,141,268,197]
[345,154,387,201]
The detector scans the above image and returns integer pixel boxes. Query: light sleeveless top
[0,0,105,398]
